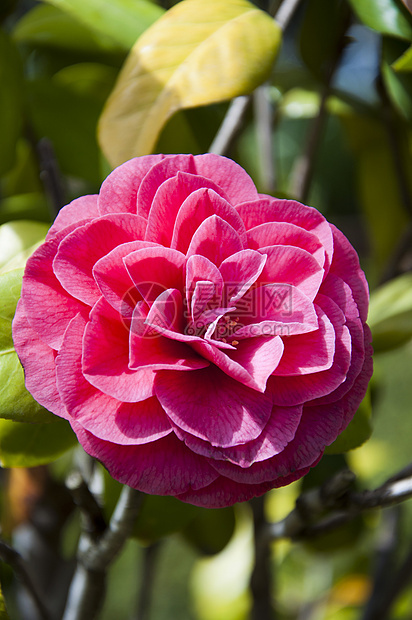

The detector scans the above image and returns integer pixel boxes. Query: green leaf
[183,507,235,555]
[368,272,412,352]
[0,417,77,467]
[0,221,49,273]
[0,29,24,176]
[0,193,50,226]
[13,3,124,55]
[42,0,164,50]
[0,268,54,423]
[382,36,412,121]
[347,0,412,40]
[0,582,10,620]
[325,390,372,454]
[392,42,412,70]
[98,0,281,166]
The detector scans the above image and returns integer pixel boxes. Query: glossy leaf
[382,36,412,121]
[347,0,412,40]
[368,272,412,352]
[13,3,124,55]
[392,42,412,70]
[325,389,372,454]
[98,0,281,166]
[42,0,164,50]
[0,417,77,467]
[0,30,24,176]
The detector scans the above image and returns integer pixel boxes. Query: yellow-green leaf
[0,582,10,620]
[98,0,281,167]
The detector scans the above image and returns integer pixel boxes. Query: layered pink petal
[56,313,172,444]
[124,246,185,305]
[46,195,99,240]
[129,303,209,371]
[154,367,273,448]
[247,221,325,267]
[98,155,164,215]
[74,426,219,496]
[186,215,244,265]
[194,154,259,205]
[12,299,67,418]
[53,214,147,306]
[171,188,246,254]
[190,335,284,392]
[145,174,230,247]
[185,255,223,317]
[93,240,158,317]
[258,245,324,301]
[174,404,302,468]
[274,304,335,375]
[220,249,267,305]
[237,197,333,271]
[82,298,155,402]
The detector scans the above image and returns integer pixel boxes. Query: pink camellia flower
[12,154,372,508]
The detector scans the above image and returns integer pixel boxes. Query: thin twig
[62,485,144,620]
[254,85,276,192]
[0,539,51,620]
[265,465,412,542]
[134,542,161,620]
[66,471,107,540]
[250,496,273,620]
[208,0,304,156]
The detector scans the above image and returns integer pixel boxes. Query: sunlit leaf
[392,42,412,70]
[325,389,372,454]
[98,0,281,166]
[368,272,412,352]
[42,0,164,50]
[0,221,49,273]
[347,0,412,40]
[382,37,412,121]
[0,417,77,467]
[0,30,24,175]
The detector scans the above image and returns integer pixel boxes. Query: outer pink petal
[145,174,231,247]
[274,304,335,375]
[193,154,259,205]
[258,245,324,301]
[12,299,67,418]
[329,225,369,322]
[93,240,158,317]
[171,188,246,254]
[82,298,155,402]
[186,215,244,266]
[123,246,185,305]
[136,155,197,218]
[21,232,89,350]
[237,197,333,271]
[74,426,219,496]
[247,221,325,267]
[56,313,172,444]
[53,214,147,306]
[173,404,302,468]
[46,195,99,240]
[220,249,267,304]
[154,367,273,448]
[190,335,284,392]
[98,155,165,215]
